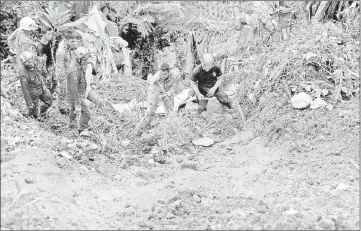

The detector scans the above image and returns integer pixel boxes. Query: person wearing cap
[190,53,233,114]
[135,63,182,134]
[7,16,38,72]
[18,51,53,120]
[67,46,97,134]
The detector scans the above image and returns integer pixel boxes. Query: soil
[1,73,359,230]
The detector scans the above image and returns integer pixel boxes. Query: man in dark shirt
[190,53,232,114]
[37,27,58,98]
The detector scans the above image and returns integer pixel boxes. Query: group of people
[8,16,233,136]
[8,16,107,134]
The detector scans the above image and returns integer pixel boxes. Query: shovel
[177,96,213,111]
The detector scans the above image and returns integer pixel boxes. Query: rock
[185,101,198,111]
[121,140,130,147]
[165,212,175,219]
[310,98,327,109]
[170,200,182,209]
[175,156,183,163]
[192,137,214,147]
[148,159,155,164]
[67,143,78,150]
[89,157,95,161]
[25,178,34,184]
[335,183,349,191]
[59,151,73,159]
[192,194,201,203]
[291,92,313,109]
[319,218,335,229]
[87,143,98,151]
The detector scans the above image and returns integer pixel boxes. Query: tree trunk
[313,1,330,22]
[311,1,321,17]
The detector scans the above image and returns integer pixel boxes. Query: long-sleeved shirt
[67,60,88,107]
[8,29,38,71]
[55,40,76,82]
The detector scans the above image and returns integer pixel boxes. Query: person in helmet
[135,63,182,135]
[67,46,97,134]
[18,51,53,120]
[7,16,38,72]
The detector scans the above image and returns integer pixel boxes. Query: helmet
[19,17,37,31]
[19,51,35,64]
[74,47,89,59]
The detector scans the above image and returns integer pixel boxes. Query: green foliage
[33,2,72,31]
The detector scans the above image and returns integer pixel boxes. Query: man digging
[135,63,182,135]
[189,53,233,114]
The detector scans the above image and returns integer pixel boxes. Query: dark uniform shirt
[191,64,222,90]
[37,41,53,67]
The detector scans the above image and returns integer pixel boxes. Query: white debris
[87,143,99,151]
[248,93,257,104]
[321,89,329,97]
[335,183,349,191]
[291,92,313,109]
[310,98,327,109]
[282,208,298,215]
[79,130,93,137]
[192,137,214,147]
[121,140,131,147]
[326,104,333,111]
[6,137,20,146]
[59,151,73,159]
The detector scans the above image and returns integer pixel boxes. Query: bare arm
[166,70,182,95]
[213,75,224,90]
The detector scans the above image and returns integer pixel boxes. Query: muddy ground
[1,75,359,230]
